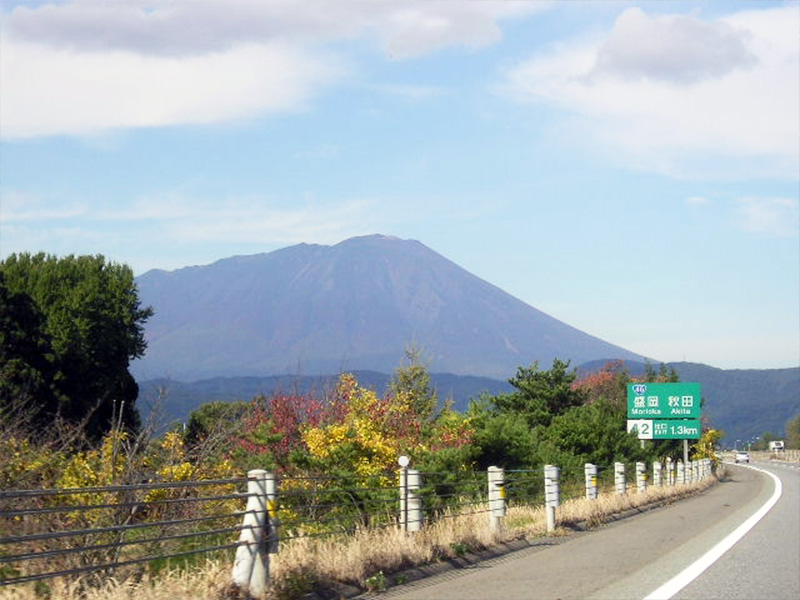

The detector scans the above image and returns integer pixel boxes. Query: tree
[0,253,153,441]
[571,360,628,409]
[467,402,536,469]
[492,359,585,429]
[644,361,679,383]
[536,397,650,470]
[786,414,800,450]
[0,273,62,425]
[389,345,437,422]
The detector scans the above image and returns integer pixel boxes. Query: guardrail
[0,477,250,588]
[746,449,800,462]
[1,458,715,597]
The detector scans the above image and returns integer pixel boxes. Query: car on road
[734,451,750,463]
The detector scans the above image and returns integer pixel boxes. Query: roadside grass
[1,472,722,600]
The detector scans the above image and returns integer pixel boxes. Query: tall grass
[1,474,720,600]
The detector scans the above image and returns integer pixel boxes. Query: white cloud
[499,5,800,180]
[2,0,540,57]
[0,190,88,221]
[592,7,756,84]
[0,38,345,138]
[151,196,381,245]
[736,197,799,237]
[0,0,542,138]
[0,189,387,270]
[684,196,710,206]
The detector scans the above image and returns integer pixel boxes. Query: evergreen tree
[389,345,437,421]
[492,358,585,428]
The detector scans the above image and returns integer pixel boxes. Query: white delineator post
[584,463,598,500]
[677,460,686,484]
[653,461,663,487]
[614,462,626,495]
[487,466,506,533]
[407,469,422,532]
[232,470,270,599]
[636,462,647,493]
[544,464,560,533]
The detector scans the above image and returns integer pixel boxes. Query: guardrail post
[677,460,685,484]
[544,464,560,533]
[653,461,662,487]
[614,462,626,495]
[407,469,422,532]
[693,460,700,482]
[584,463,598,500]
[666,457,674,485]
[488,466,506,533]
[232,469,270,598]
[636,462,647,493]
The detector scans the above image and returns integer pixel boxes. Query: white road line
[643,464,783,600]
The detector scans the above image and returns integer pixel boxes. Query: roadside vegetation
[1,253,725,599]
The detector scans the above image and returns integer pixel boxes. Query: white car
[734,451,750,463]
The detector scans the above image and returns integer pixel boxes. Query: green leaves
[494,359,584,429]
[0,253,153,441]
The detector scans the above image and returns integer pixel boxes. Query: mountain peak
[133,237,644,381]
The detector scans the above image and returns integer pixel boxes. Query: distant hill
[579,360,799,445]
[132,234,645,381]
[138,371,514,428]
[139,361,799,446]
[666,362,799,446]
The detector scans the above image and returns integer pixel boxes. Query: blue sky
[1,0,798,370]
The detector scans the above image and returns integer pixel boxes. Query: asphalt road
[363,461,799,600]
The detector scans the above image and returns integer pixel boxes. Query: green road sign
[627,419,702,440]
[627,382,702,419]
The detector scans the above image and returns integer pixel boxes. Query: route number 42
[627,419,653,440]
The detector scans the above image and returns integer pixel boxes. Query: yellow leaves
[161,430,185,454]
[301,373,421,475]
[691,428,723,468]
[0,436,63,487]
[57,430,128,490]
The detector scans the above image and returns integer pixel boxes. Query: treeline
[1,252,727,492]
[183,353,705,480]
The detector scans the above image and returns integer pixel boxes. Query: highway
[364,460,799,600]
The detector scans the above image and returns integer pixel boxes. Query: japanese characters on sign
[626,383,702,419]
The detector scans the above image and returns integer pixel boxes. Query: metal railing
[2,458,716,595]
[1,477,250,587]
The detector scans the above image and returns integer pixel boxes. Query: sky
[1,0,798,371]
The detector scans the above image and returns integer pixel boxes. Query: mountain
[666,362,799,446]
[132,235,645,381]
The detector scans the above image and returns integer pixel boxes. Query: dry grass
[1,473,721,600]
